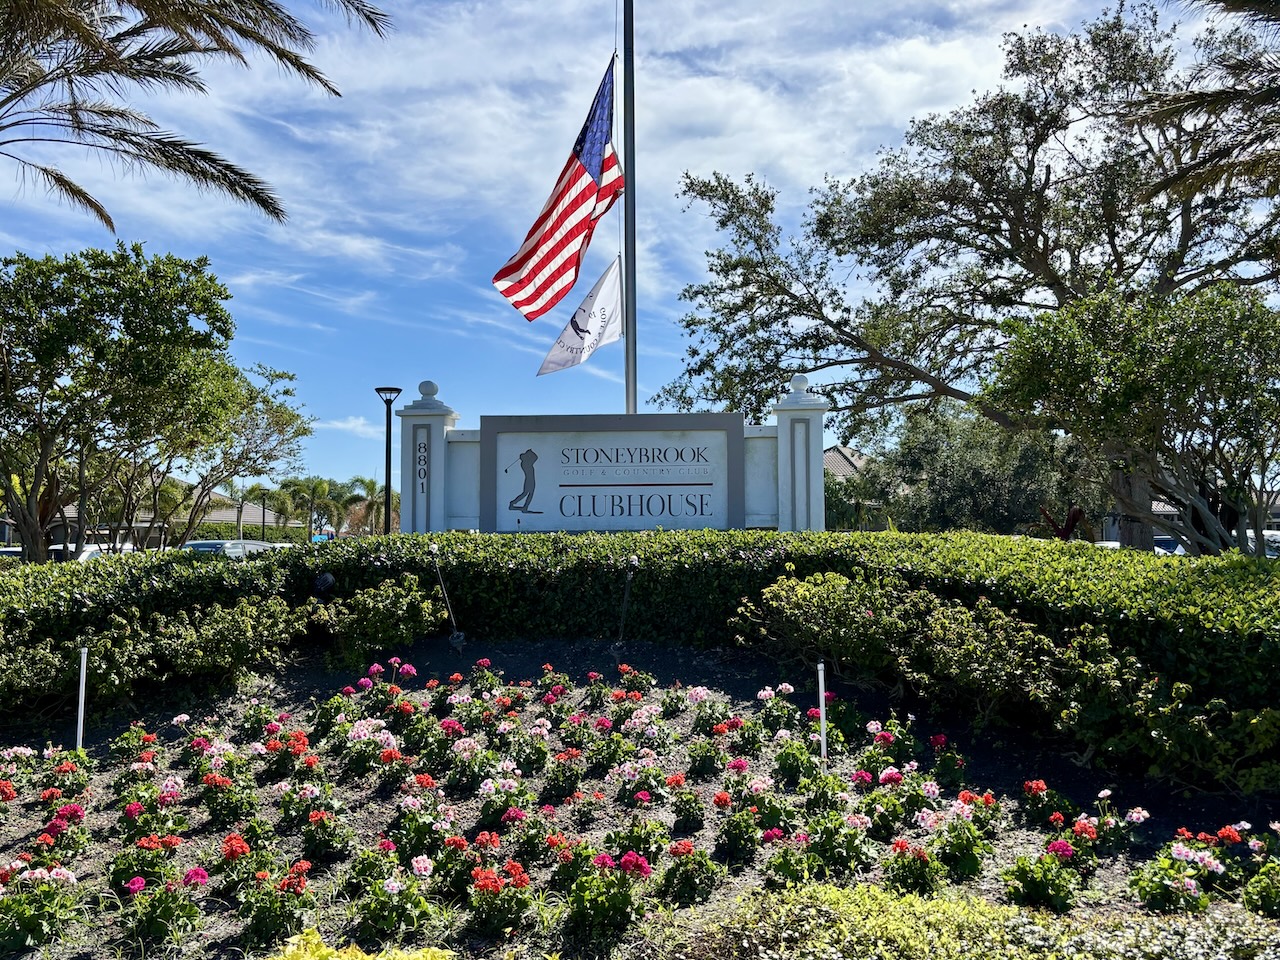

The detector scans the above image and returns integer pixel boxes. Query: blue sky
[4,0,1195,488]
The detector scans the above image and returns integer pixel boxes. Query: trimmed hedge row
[0,531,1275,790]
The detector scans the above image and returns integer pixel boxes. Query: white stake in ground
[76,646,88,751]
[817,660,828,766]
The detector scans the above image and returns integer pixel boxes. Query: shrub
[1002,854,1079,913]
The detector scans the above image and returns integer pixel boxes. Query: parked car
[177,539,276,558]
[1244,531,1280,559]
[47,543,136,562]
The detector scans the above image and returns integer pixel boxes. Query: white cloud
[314,416,383,439]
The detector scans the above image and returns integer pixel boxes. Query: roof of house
[823,445,867,477]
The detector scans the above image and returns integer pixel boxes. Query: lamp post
[375,387,402,535]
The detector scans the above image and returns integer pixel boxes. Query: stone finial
[775,372,829,410]
[400,379,455,414]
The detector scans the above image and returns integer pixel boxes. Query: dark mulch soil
[3,632,1277,959]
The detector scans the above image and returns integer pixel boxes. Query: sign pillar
[774,374,829,532]
[396,381,458,533]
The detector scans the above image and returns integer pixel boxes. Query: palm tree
[0,0,390,230]
[347,475,381,535]
[281,475,329,543]
[243,482,273,540]
[1139,2,1280,194]
[267,487,297,533]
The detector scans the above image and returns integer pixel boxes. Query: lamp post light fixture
[375,387,402,535]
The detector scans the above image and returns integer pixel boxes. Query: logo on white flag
[537,259,622,376]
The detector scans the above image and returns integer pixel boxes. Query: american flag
[493,60,625,322]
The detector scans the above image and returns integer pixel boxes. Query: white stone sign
[479,413,745,532]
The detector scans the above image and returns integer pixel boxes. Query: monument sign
[478,413,745,532]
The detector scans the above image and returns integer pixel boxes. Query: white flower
[171,714,191,725]
[48,867,77,885]
[411,855,433,877]
[756,687,775,701]
[382,878,403,894]
[1125,807,1150,824]
[921,780,940,800]
[1097,789,1112,800]
[865,721,882,734]
[777,682,794,695]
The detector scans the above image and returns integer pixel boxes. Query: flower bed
[1,653,1278,957]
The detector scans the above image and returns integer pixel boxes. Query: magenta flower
[440,718,466,737]
[399,663,417,679]
[618,850,652,878]
[356,677,373,691]
[587,671,603,682]
[368,663,385,677]
[124,801,145,820]
[389,657,402,667]
[726,757,749,774]
[56,804,85,824]
[124,876,146,895]
[592,852,616,870]
[341,685,357,697]
[501,807,528,823]
[475,658,492,669]
[1046,839,1075,860]
[878,768,903,787]
[594,717,613,732]
[182,867,209,887]
[761,828,785,844]
[850,770,873,786]
[378,839,396,852]
[807,707,821,720]
[633,790,652,804]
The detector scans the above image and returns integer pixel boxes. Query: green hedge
[190,521,309,543]
[0,531,1275,791]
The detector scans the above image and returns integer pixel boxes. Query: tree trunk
[1108,467,1154,549]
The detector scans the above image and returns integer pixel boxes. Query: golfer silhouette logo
[506,448,542,514]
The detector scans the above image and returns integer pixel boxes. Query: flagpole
[622,0,638,414]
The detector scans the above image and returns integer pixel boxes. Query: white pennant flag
[537,258,622,376]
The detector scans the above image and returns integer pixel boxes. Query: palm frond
[12,157,114,229]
